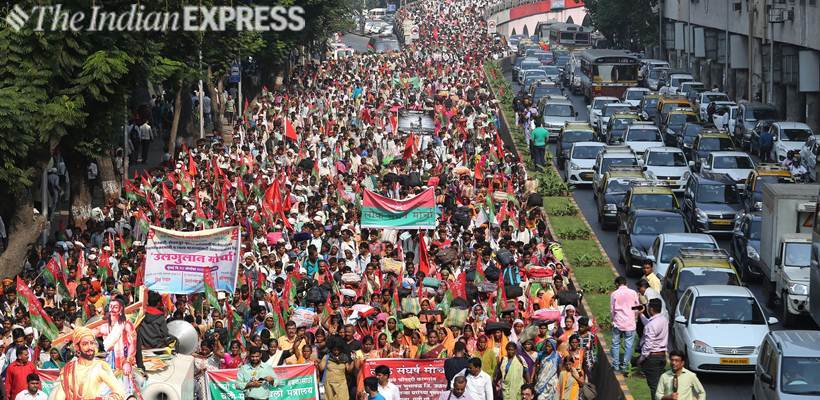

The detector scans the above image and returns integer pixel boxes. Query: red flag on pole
[284,117,298,141]
[403,134,415,160]
[418,233,431,275]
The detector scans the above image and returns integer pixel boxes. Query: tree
[585,0,659,51]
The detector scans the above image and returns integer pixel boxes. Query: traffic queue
[508,27,820,398]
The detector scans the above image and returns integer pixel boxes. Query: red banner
[362,188,435,211]
[361,358,447,400]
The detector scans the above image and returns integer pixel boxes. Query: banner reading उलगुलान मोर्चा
[207,364,319,400]
[360,187,437,229]
[144,226,241,294]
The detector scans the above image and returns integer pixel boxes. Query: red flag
[162,184,176,208]
[403,134,415,160]
[188,152,197,177]
[418,234,431,275]
[284,117,297,141]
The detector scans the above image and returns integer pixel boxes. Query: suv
[661,109,700,146]
[603,112,640,143]
[618,209,689,277]
[688,131,735,165]
[754,330,820,398]
[595,166,648,229]
[587,96,619,131]
[681,172,743,235]
[741,165,794,212]
[649,233,719,278]
[770,122,816,163]
[734,101,779,151]
[616,180,680,227]
[731,212,763,282]
[592,146,640,194]
[555,122,595,170]
[661,248,740,312]
[696,151,755,189]
[641,147,690,192]
[565,142,605,185]
[530,80,563,104]
[622,87,651,108]
[623,123,664,155]
[540,96,576,141]
[661,72,694,95]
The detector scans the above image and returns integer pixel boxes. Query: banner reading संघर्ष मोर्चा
[144,226,241,295]
[207,364,319,400]
[360,188,437,229]
[360,358,447,400]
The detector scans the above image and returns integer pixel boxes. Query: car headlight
[695,208,708,223]
[630,247,645,258]
[604,203,617,212]
[746,245,760,261]
[570,162,581,170]
[692,340,715,354]
[753,201,762,210]
[788,283,808,296]
[681,171,691,181]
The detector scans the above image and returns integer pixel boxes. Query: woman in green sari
[494,342,529,400]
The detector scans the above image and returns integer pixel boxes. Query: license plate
[719,358,749,365]
[712,219,732,225]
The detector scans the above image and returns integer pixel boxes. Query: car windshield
[524,70,546,78]
[703,94,729,103]
[555,57,570,67]
[604,105,632,117]
[521,61,542,70]
[780,129,813,142]
[632,216,685,235]
[690,296,764,324]
[606,180,633,194]
[696,184,740,204]
[562,131,595,146]
[660,242,717,263]
[713,155,753,169]
[647,151,687,166]
[631,193,675,209]
[671,77,693,86]
[754,175,794,192]
[533,86,555,98]
[543,66,560,75]
[593,99,618,110]
[683,83,705,93]
[642,99,659,110]
[662,103,689,113]
[612,118,635,130]
[572,145,603,159]
[626,91,647,100]
[683,124,703,138]
[626,129,661,142]
[784,243,811,267]
[781,357,820,395]
[601,157,638,172]
[648,69,668,79]
[749,107,778,121]
[544,104,573,117]
[699,137,734,151]
[593,64,638,81]
[668,113,698,127]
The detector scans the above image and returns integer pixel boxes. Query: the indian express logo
[4,4,305,32]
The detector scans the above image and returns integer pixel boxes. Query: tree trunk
[167,80,183,159]
[206,65,224,134]
[69,162,92,231]
[98,153,120,203]
[0,196,46,278]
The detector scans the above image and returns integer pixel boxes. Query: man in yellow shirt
[642,261,661,292]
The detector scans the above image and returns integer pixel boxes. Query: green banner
[208,364,318,400]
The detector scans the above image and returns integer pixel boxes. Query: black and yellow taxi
[661,108,700,146]
[594,166,648,229]
[615,180,680,228]
[688,131,735,164]
[741,164,795,212]
[555,122,596,170]
[661,248,741,312]
[603,112,640,144]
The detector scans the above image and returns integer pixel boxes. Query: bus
[577,49,640,101]
[536,22,591,48]
[810,186,820,326]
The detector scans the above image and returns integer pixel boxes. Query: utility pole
[768,0,775,104]
[237,56,242,124]
[122,97,128,192]
[658,0,664,59]
[198,48,204,139]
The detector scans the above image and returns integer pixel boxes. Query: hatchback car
[641,147,690,192]
[671,285,776,374]
[623,123,664,155]
[618,209,689,277]
[649,233,719,279]
[591,146,640,193]
[697,151,755,189]
[731,212,763,282]
[565,142,605,185]
[596,171,648,229]
[681,172,743,235]
[770,122,816,163]
[555,122,596,170]
[622,87,651,108]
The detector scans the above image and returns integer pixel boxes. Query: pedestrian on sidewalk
[609,276,639,375]
[638,299,668,400]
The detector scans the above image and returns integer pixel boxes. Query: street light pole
[198,48,204,139]
[658,0,663,59]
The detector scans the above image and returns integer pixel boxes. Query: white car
[622,87,651,108]
[709,101,737,129]
[660,73,694,95]
[799,135,820,182]
[770,122,816,163]
[671,285,777,374]
[648,233,719,279]
[696,92,731,121]
[623,124,665,155]
[641,147,691,192]
[587,96,619,130]
[698,151,755,189]
[565,142,606,185]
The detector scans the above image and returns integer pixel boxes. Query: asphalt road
[500,68,820,399]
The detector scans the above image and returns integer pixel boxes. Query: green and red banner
[360,358,447,400]
[37,369,60,396]
[17,277,59,340]
[207,364,318,400]
[361,188,437,229]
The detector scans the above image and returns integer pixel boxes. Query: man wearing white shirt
[453,358,493,400]
[14,374,46,400]
[375,365,401,400]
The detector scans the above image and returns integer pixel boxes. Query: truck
[760,183,818,326]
